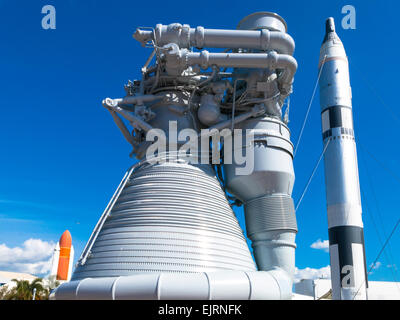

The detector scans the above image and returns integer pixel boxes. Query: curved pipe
[134,24,295,55]
[104,94,163,106]
[165,46,297,96]
[272,53,298,95]
[51,269,292,300]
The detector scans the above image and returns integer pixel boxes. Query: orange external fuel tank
[56,230,72,280]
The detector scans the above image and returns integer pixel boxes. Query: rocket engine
[53,12,298,300]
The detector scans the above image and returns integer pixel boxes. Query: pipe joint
[199,50,210,69]
[260,29,271,51]
[267,51,279,68]
[195,26,205,48]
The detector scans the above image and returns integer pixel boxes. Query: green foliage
[0,285,13,300]
[1,277,50,300]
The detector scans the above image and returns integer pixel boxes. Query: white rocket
[319,18,368,300]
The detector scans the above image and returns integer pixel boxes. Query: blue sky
[0,0,399,282]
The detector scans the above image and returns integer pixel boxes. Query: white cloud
[294,265,331,283]
[0,239,56,276]
[310,239,329,253]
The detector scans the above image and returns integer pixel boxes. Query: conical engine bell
[72,158,256,280]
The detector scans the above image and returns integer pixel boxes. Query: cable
[293,55,326,158]
[349,90,400,298]
[352,217,400,299]
[360,185,400,292]
[295,139,330,211]
[359,149,400,286]
[350,60,400,125]
[358,141,400,185]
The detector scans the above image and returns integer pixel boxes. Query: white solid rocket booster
[319,18,368,300]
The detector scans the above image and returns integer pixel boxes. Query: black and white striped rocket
[318,18,368,300]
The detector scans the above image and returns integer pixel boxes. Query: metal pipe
[104,94,163,106]
[165,47,297,94]
[113,107,153,133]
[134,24,295,55]
[103,99,154,133]
[201,104,265,137]
[51,269,293,300]
[198,65,218,87]
[107,109,135,146]
[186,51,297,71]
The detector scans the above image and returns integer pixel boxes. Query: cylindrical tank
[57,230,73,281]
[223,116,297,277]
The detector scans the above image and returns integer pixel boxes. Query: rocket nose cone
[322,17,339,44]
[59,230,72,247]
[326,17,335,34]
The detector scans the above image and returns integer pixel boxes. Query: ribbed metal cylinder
[244,194,297,237]
[72,159,256,280]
